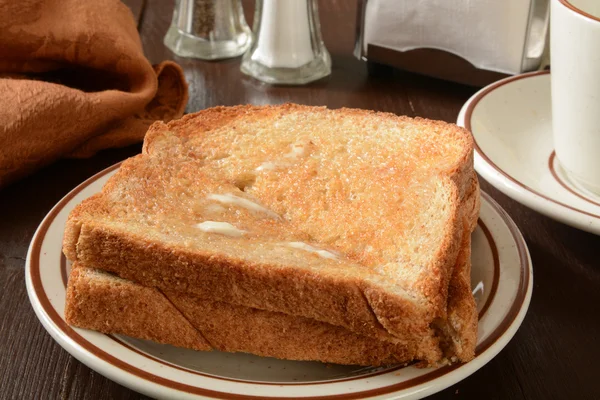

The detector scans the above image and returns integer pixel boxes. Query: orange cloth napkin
[0,0,189,188]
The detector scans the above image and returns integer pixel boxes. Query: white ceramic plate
[26,164,532,400]
[458,70,600,235]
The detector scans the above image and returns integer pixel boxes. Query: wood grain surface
[0,0,599,399]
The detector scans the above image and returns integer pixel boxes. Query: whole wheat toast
[63,104,478,364]
[65,220,475,367]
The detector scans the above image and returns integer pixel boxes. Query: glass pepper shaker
[164,0,252,60]
[240,0,331,85]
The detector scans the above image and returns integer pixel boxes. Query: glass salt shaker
[240,0,331,85]
[164,0,252,60]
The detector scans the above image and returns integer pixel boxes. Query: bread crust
[73,223,430,343]
[65,221,473,367]
[65,266,211,351]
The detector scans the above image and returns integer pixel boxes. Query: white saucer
[26,163,532,400]
[458,70,600,235]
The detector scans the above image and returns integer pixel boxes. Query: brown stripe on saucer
[548,151,600,209]
[464,70,600,221]
[560,0,600,23]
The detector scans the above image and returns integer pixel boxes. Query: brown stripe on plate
[559,0,600,22]
[109,335,403,386]
[477,218,500,319]
[60,253,68,288]
[32,163,530,399]
[463,70,600,220]
[472,192,530,356]
[548,151,600,208]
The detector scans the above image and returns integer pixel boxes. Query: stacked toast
[63,104,480,366]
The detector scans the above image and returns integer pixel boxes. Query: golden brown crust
[445,230,477,361]
[73,223,429,344]
[64,264,417,366]
[167,291,415,366]
[65,265,211,351]
[65,233,471,367]
[465,174,481,233]
[65,224,474,366]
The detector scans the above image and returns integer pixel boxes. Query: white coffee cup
[551,0,600,194]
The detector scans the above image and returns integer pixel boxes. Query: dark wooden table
[1,1,599,399]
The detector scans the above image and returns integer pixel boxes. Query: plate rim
[25,162,532,400]
[457,70,600,235]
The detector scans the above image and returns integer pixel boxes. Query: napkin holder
[354,0,550,87]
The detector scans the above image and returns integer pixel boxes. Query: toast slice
[65,224,474,366]
[63,105,478,363]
